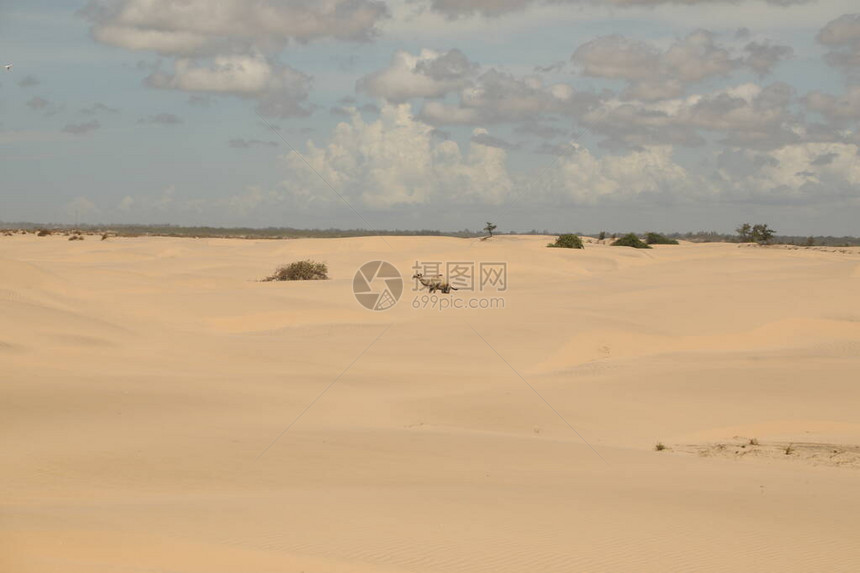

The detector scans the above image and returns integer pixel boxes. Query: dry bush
[264,260,329,281]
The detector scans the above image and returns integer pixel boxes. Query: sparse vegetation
[68,234,84,241]
[484,222,497,237]
[612,233,651,249]
[598,231,606,241]
[36,229,51,237]
[645,232,679,245]
[2,223,858,246]
[264,260,329,281]
[547,234,584,249]
[785,444,794,455]
[749,438,759,446]
[655,442,667,451]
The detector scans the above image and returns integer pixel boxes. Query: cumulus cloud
[470,129,520,150]
[81,1,382,116]
[426,0,808,19]
[533,140,860,207]
[536,144,697,204]
[712,142,860,203]
[817,13,860,73]
[357,49,478,102]
[80,0,389,57]
[742,41,793,76]
[284,104,514,208]
[582,82,800,149]
[145,55,312,117]
[572,31,787,101]
[804,86,860,121]
[419,68,599,125]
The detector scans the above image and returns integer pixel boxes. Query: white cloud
[716,143,860,201]
[81,0,389,57]
[81,1,385,116]
[145,55,312,117]
[356,49,478,102]
[537,144,697,204]
[805,86,860,121]
[419,68,598,124]
[817,13,860,72]
[573,30,789,101]
[423,0,808,19]
[581,82,800,149]
[283,104,513,208]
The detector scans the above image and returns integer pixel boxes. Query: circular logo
[353,260,403,311]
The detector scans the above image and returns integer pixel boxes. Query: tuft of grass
[645,232,679,245]
[612,233,652,249]
[749,438,759,446]
[547,234,584,249]
[68,234,84,241]
[784,443,794,455]
[655,442,667,451]
[264,259,329,281]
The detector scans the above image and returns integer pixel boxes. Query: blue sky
[1,0,859,234]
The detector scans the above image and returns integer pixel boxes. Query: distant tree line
[1,221,858,246]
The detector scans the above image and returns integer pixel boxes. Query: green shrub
[645,232,678,245]
[264,260,328,281]
[611,233,651,249]
[36,229,51,237]
[547,234,584,249]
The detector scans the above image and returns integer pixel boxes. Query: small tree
[548,234,584,249]
[751,224,775,245]
[598,231,606,241]
[484,222,497,237]
[736,223,753,242]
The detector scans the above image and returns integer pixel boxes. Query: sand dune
[2,234,859,571]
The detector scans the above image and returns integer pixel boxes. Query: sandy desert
[2,233,859,572]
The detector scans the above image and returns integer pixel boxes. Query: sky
[1,0,859,235]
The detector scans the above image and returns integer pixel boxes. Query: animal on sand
[412,273,457,294]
